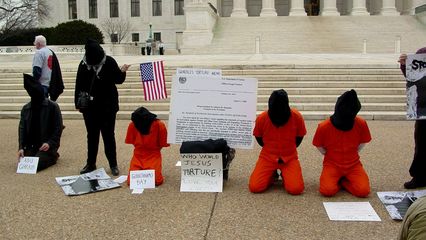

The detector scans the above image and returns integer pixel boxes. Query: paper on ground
[113,175,128,184]
[323,202,381,221]
[132,188,144,194]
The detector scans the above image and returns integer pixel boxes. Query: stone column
[289,0,307,16]
[260,0,278,16]
[351,0,369,16]
[402,0,424,15]
[380,0,399,16]
[231,0,248,17]
[321,0,340,16]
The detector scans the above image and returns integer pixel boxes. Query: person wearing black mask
[18,75,63,171]
[74,39,130,176]
[249,89,307,195]
[125,107,169,186]
[313,89,372,197]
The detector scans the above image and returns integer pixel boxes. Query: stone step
[0,110,408,120]
[0,94,405,104]
[0,102,405,112]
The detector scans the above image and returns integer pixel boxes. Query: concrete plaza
[0,118,416,239]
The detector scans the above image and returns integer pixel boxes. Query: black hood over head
[131,107,157,135]
[24,74,45,106]
[268,89,291,127]
[84,39,105,65]
[330,89,361,131]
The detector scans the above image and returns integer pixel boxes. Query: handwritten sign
[180,153,223,192]
[129,170,155,189]
[16,157,39,174]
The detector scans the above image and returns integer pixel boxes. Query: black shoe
[404,178,426,189]
[80,164,96,174]
[111,166,119,176]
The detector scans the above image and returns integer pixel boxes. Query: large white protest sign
[406,54,426,119]
[168,75,257,149]
[16,157,39,174]
[180,153,223,192]
[129,170,155,189]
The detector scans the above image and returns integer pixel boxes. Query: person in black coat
[18,75,63,171]
[74,39,130,176]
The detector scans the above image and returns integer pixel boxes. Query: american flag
[140,61,167,101]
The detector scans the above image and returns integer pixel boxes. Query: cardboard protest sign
[180,153,223,192]
[16,157,39,174]
[129,170,155,189]
[406,54,426,119]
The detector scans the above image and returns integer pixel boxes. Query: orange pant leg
[319,164,343,197]
[249,157,276,193]
[341,164,370,198]
[279,159,304,195]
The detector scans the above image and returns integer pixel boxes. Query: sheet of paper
[323,202,381,221]
[377,190,426,220]
[16,157,39,174]
[176,161,181,167]
[132,188,144,194]
[113,175,128,184]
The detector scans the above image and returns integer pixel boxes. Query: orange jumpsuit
[249,109,306,195]
[126,120,170,186]
[312,117,371,197]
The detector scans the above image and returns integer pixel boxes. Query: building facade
[43,0,424,52]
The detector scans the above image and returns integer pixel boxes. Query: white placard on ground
[129,170,155,189]
[16,157,39,174]
[180,153,223,192]
[323,202,381,221]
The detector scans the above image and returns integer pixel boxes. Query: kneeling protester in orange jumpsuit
[126,107,170,186]
[312,90,372,198]
[249,89,306,195]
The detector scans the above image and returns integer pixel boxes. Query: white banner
[168,75,257,149]
[180,153,223,192]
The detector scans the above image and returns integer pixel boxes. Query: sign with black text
[180,153,223,192]
[406,54,426,119]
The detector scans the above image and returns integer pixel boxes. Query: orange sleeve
[253,112,265,137]
[158,121,170,147]
[359,118,372,143]
[125,122,136,144]
[312,123,323,147]
[294,109,307,137]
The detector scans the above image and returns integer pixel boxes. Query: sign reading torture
[180,153,223,192]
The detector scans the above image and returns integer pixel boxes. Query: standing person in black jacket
[18,75,63,171]
[74,39,130,176]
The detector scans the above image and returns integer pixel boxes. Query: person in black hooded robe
[74,39,130,176]
[399,47,426,189]
[125,107,169,186]
[249,89,307,195]
[18,75,63,171]
[312,90,372,197]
